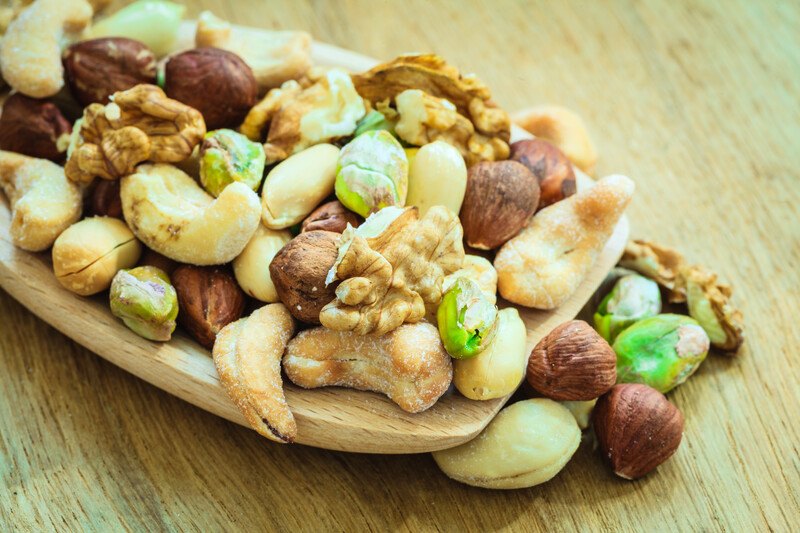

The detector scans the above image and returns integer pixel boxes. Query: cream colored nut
[405,140,467,216]
[121,164,261,265]
[52,216,142,296]
[0,0,93,98]
[453,308,527,400]
[432,399,580,489]
[233,225,292,303]
[0,151,82,251]
[560,399,597,430]
[443,254,497,305]
[261,144,339,229]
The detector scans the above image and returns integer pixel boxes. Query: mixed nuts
[0,0,745,492]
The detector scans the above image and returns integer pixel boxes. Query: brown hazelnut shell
[527,320,616,400]
[592,383,685,480]
[510,139,576,209]
[0,93,72,162]
[301,201,362,234]
[459,160,540,250]
[165,48,257,130]
[269,230,340,324]
[172,265,246,349]
[63,37,157,106]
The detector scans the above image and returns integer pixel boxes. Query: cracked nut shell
[63,37,157,106]
[269,230,340,324]
[459,160,539,250]
[527,320,617,401]
[165,47,258,130]
[172,265,246,349]
[0,93,72,162]
[510,139,576,209]
[592,383,684,480]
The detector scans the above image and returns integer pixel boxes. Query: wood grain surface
[1,0,798,531]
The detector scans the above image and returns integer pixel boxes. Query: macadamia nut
[405,140,466,216]
[233,225,292,303]
[52,217,142,296]
[432,399,580,489]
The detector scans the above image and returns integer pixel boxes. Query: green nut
[594,274,661,343]
[110,266,178,342]
[354,110,396,137]
[200,129,266,197]
[437,277,498,359]
[613,314,710,393]
[335,130,408,218]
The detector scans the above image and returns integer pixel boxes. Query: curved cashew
[0,150,81,251]
[0,0,93,98]
[283,321,453,413]
[213,304,297,443]
[120,163,260,265]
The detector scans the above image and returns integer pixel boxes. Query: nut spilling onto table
[593,273,661,343]
[593,383,684,479]
[527,320,617,401]
[613,314,709,393]
[433,399,580,489]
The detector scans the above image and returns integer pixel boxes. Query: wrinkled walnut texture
[65,84,206,183]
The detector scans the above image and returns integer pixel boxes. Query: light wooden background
[2,0,799,531]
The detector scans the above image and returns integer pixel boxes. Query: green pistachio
[85,1,186,57]
[110,266,178,342]
[594,274,661,343]
[199,129,266,197]
[613,314,710,393]
[335,130,408,218]
[354,110,396,137]
[437,277,498,359]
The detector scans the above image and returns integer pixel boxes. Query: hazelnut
[512,105,598,174]
[269,230,340,324]
[459,160,540,250]
[63,37,157,106]
[527,320,616,401]
[172,265,246,349]
[592,384,684,480]
[0,93,72,161]
[90,179,123,218]
[138,248,179,277]
[301,200,361,234]
[510,139,576,209]
[165,48,258,130]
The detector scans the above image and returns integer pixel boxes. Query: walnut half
[65,84,206,183]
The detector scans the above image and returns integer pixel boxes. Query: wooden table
[2,0,798,530]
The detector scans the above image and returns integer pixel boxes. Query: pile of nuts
[0,0,744,490]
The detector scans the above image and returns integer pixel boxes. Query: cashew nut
[0,0,93,98]
[0,151,82,251]
[120,163,261,265]
[283,322,453,413]
[213,304,297,443]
